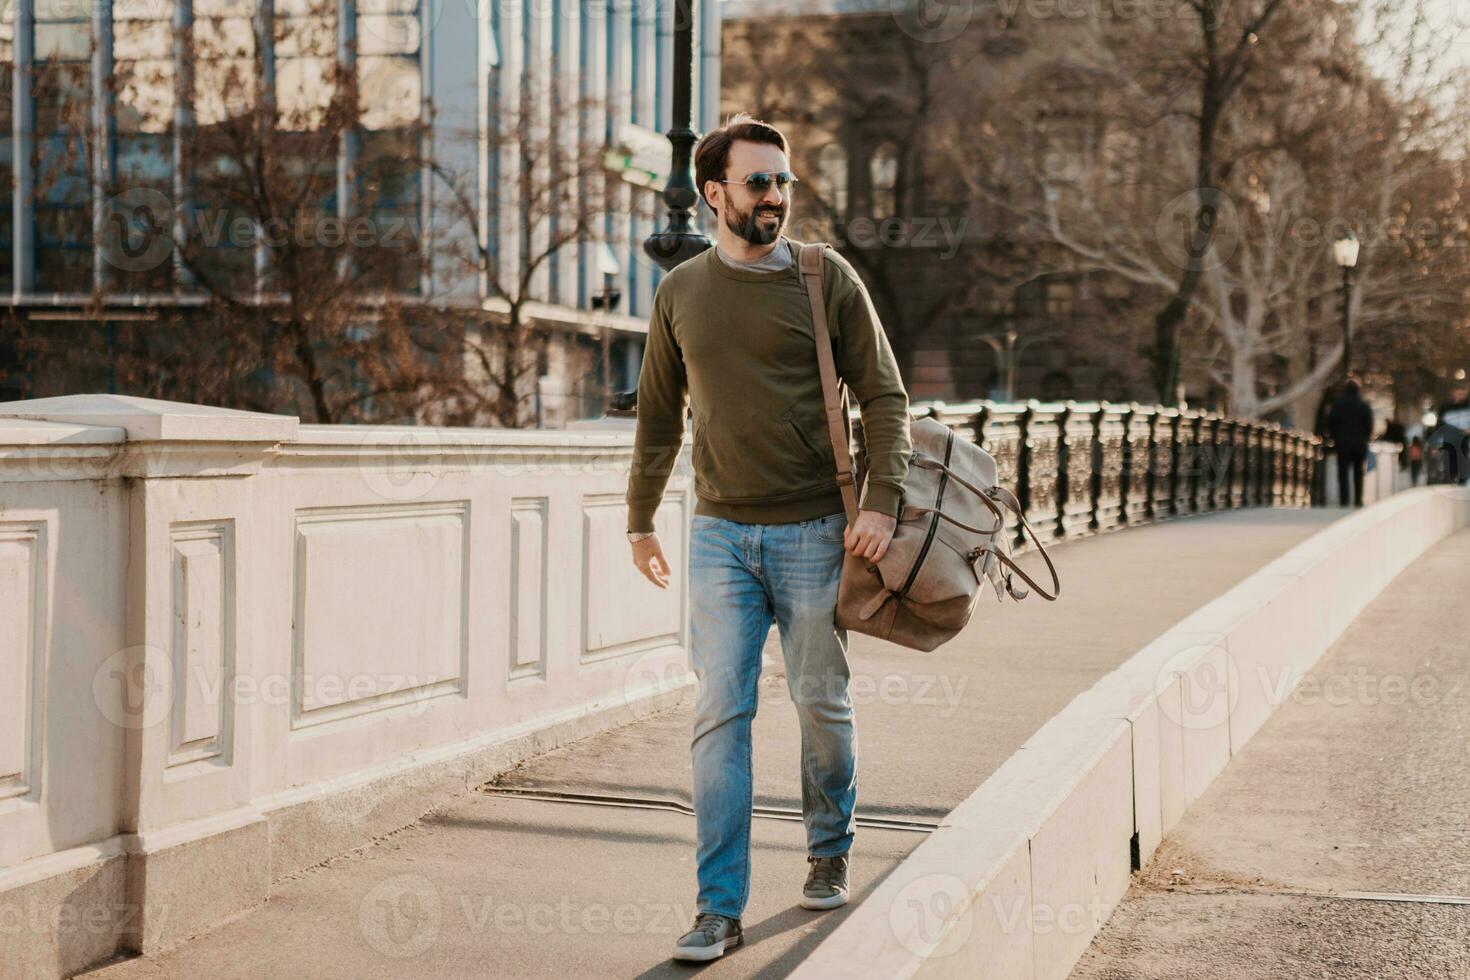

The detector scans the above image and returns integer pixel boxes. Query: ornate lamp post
[643,0,712,274]
[611,0,710,416]
[1332,232,1360,379]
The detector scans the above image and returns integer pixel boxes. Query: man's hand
[844,509,898,563]
[631,534,672,589]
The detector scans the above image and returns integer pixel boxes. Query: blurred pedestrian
[1326,376,1374,507]
[1408,435,1424,486]
[1430,384,1470,484]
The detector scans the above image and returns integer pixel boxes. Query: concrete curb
[791,487,1470,980]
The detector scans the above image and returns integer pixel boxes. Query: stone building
[0,0,727,426]
[720,0,1222,409]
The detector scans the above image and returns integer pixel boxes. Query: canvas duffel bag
[798,241,1060,652]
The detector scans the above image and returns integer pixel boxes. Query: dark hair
[693,112,790,210]
[1343,375,1361,395]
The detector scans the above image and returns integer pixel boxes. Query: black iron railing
[880,400,1324,551]
[615,391,1326,548]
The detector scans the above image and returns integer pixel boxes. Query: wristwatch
[626,530,656,543]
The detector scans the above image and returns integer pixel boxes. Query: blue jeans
[688,510,857,921]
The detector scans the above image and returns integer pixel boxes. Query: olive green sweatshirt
[625,235,912,533]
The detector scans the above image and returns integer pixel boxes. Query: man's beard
[727,200,786,245]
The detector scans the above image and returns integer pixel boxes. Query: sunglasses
[717,171,800,193]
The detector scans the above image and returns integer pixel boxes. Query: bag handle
[897,503,1004,537]
[978,485,1061,601]
[911,453,1062,601]
[798,241,861,525]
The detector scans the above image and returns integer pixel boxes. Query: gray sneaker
[672,912,743,962]
[801,852,850,910]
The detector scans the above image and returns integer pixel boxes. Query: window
[356,129,421,292]
[1101,127,1137,191]
[190,0,259,293]
[1035,113,1094,185]
[870,141,898,219]
[35,0,93,291]
[0,0,13,290]
[275,0,337,130]
[112,0,174,291]
[355,0,421,292]
[814,141,847,218]
[114,0,173,134]
[1044,279,1074,316]
[357,0,420,130]
[195,0,256,127]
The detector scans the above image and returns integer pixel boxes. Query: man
[623,113,911,962]
[1325,376,1374,507]
[1430,383,1470,484]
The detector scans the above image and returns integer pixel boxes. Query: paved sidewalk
[1072,527,1470,980]
[88,509,1341,980]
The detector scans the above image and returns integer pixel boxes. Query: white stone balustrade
[1322,442,1415,505]
[0,396,694,976]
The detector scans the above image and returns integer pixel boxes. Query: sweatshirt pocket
[781,398,835,469]
[692,405,835,502]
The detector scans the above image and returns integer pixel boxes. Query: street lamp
[592,244,622,414]
[1332,231,1360,379]
[621,0,710,418]
[976,324,1049,402]
[643,0,712,273]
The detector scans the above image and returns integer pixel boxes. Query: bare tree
[944,0,1469,421]
[161,0,442,422]
[721,13,1026,388]
[428,69,630,428]
[1139,0,1289,405]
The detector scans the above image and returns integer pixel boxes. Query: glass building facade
[1,0,722,416]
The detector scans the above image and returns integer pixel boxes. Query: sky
[1361,0,1470,91]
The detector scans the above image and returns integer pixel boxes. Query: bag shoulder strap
[798,241,860,523]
